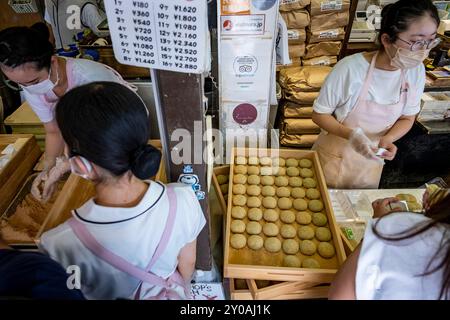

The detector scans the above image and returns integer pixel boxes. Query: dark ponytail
[0,26,54,70]
[55,82,161,180]
[379,0,440,44]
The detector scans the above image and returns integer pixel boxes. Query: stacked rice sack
[278,66,332,147]
[303,0,350,66]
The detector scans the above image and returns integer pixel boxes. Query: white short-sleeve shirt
[313,53,424,122]
[356,213,449,300]
[24,57,129,123]
[39,182,206,300]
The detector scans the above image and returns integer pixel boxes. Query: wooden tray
[35,140,167,240]
[229,278,329,300]
[0,134,42,216]
[212,165,230,216]
[224,148,346,282]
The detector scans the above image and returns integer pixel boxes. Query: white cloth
[24,57,128,123]
[45,0,107,49]
[39,182,206,300]
[313,53,424,122]
[356,212,449,300]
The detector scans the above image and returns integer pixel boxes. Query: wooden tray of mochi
[224,148,346,282]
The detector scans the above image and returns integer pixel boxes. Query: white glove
[31,169,50,201]
[349,128,380,161]
[31,157,70,203]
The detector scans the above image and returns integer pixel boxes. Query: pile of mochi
[228,156,336,269]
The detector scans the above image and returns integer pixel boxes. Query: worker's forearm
[312,112,353,140]
[44,131,65,170]
[383,117,415,142]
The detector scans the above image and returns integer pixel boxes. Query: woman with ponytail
[39,82,206,300]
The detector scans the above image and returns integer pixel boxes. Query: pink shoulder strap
[68,185,185,298]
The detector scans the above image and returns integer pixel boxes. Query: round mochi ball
[235,156,247,165]
[312,212,328,227]
[275,176,289,187]
[299,159,313,168]
[234,165,247,175]
[293,198,308,211]
[233,195,247,207]
[273,158,286,167]
[248,156,259,165]
[280,210,296,224]
[261,176,275,186]
[259,157,272,166]
[298,226,315,240]
[303,178,317,188]
[282,239,299,255]
[248,208,263,221]
[286,158,299,167]
[300,240,317,256]
[306,188,320,200]
[275,167,286,176]
[262,197,277,209]
[247,185,261,196]
[261,186,276,197]
[230,234,246,249]
[289,177,303,187]
[233,184,246,195]
[247,196,261,208]
[247,235,264,250]
[263,223,279,236]
[246,221,262,235]
[315,227,332,242]
[263,209,279,222]
[291,187,306,199]
[296,211,312,225]
[280,224,297,239]
[300,168,314,178]
[286,167,300,177]
[302,258,320,269]
[309,200,324,212]
[220,184,229,195]
[233,174,247,184]
[318,242,336,259]
[230,220,246,233]
[260,167,273,176]
[231,206,246,219]
[277,198,292,210]
[217,175,228,184]
[264,237,281,253]
[276,187,291,198]
[247,175,261,185]
[247,166,260,175]
[283,255,301,268]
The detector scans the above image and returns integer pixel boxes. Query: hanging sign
[104,0,207,73]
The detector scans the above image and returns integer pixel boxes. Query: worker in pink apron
[39,83,206,300]
[311,0,441,189]
[0,25,136,202]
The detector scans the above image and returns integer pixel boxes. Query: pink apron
[68,186,190,300]
[312,53,408,189]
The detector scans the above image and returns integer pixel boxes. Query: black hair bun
[30,22,50,41]
[131,144,162,180]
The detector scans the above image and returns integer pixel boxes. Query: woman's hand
[372,197,402,218]
[378,136,398,161]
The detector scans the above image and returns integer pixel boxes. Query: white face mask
[388,45,430,69]
[69,156,93,180]
[21,67,58,95]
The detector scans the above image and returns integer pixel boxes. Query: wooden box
[229,278,329,300]
[35,139,167,239]
[212,165,230,216]
[4,102,45,150]
[0,134,42,215]
[224,148,346,282]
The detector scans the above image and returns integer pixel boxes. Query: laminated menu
[310,0,350,16]
[310,11,349,32]
[305,41,342,59]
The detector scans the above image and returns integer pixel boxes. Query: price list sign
[104,0,207,73]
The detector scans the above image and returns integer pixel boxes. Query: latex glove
[349,128,379,161]
[41,157,71,203]
[31,169,50,202]
[378,136,398,161]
